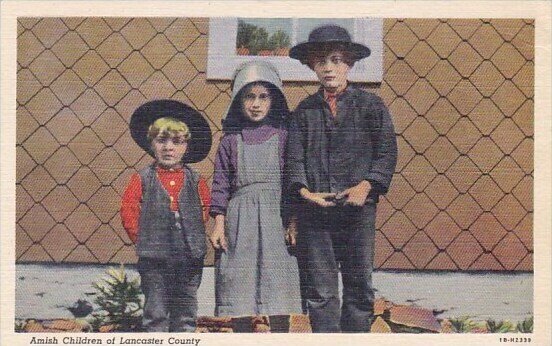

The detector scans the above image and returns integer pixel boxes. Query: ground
[16,264,533,323]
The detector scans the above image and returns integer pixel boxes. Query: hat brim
[289,41,371,64]
[130,100,212,164]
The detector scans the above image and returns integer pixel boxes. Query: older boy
[286,25,397,332]
[121,100,212,332]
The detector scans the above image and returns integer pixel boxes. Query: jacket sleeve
[209,135,234,217]
[285,110,309,197]
[361,94,398,195]
[120,173,142,244]
[198,177,211,223]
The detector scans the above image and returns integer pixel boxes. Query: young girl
[209,61,301,317]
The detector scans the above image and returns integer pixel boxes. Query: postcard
[1,1,550,345]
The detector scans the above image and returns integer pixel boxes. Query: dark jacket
[285,85,397,202]
[137,164,206,261]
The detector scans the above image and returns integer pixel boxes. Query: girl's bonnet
[222,60,289,132]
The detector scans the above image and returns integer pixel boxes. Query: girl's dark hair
[222,81,289,133]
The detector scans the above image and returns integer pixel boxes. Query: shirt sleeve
[285,110,309,197]
[210,135,234,217]
[198,177,211,223]
[362,95,398,195]
[120,173,142,244]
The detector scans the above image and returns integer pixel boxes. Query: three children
[121,24,396,333]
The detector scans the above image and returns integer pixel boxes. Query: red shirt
[324,87,347,117]
[120,166,210,243]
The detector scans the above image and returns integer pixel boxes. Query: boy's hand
[300,188,336,207]
[336,180,371,207]
[210,218,228,251]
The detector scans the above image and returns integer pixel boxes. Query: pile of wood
[19,299,450,333]
[195,298,444,333]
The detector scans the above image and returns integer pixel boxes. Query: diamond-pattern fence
[16,18,533,271]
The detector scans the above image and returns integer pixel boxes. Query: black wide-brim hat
[289,24,371,64]
[130,100,212,164]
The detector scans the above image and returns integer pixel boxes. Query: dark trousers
[297,203,377,333]
[137,257,202,332]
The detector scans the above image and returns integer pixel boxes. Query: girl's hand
[285,215,298,256]
[210,215,228,251]
[285,221,298,247]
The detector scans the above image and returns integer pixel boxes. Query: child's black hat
[289,25,371,64]
[130,100,212,164]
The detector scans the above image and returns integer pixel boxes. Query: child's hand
[285,216,298,256]
[336,180,371,207]
[210,217,228,251]
[285,221,298,247]
[300,188,336,208]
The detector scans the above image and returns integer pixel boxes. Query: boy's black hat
[130,100,212,164]
[289,25,371,64]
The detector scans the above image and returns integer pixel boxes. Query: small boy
[287,25,398,332]
[121,100,212,332]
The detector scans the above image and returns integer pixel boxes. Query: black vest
[137,164,206,261]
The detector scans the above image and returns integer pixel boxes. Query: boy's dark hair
[304,43,356,69]
[222,81,289,134]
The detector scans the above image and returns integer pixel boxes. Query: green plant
[268,30,291,50]
[90,265,143,332]
[237,20,270,54]
[517,316,533,333]
[14,319,26,332]
[237,20,257,49]
[486,319,515,333]
[449,316,479,333]
[88,314,104,332]
[390,324,431,333]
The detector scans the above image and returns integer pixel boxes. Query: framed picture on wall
[207,17,384,82]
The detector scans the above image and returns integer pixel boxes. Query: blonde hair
[147,117,191,142]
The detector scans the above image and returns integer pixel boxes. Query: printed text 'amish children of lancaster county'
[29,336,202,345]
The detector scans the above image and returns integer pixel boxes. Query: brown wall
[16,18,534,271]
